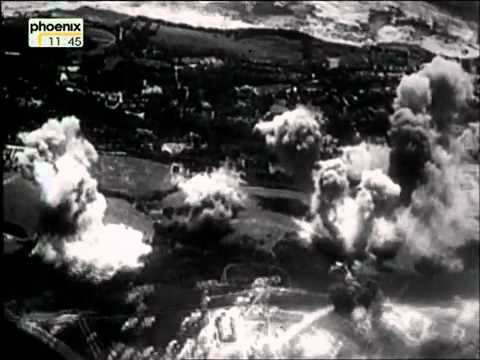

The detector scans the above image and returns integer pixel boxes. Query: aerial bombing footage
[2,1,479,359]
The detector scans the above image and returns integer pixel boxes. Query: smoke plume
[309,159,401,258]
[177,166,248,227]
[155,165,248,247]
[383,56,478,271]
[391,148,477,272]
[366,217,402,260]
[358,169,401,215]
[16,116,151,282]
[254,105,324,181]
[305,57,477,270]
[419,56,475,132]
[394,73,431,115]
[341,142,391,184]
[388,107,433,204]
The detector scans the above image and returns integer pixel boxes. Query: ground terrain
[2,3,479,359]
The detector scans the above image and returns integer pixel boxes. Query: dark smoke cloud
[388,108,432,204]
[419,56,475,132]
[383,56,478,271]
[303,56,477,271]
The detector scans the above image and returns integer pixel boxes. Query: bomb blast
[16,116,151,282]
[254,105,324,182]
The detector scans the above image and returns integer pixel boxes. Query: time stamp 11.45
[28,18,84,48]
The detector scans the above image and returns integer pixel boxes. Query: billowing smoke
[311,159,349,211]
[388,108,432,204]
[394,73,431,115]
[254,105,324,181]
[388,55,473,203]
[382,56,478,271]
[358,169,400,214]
[310,159,400,258]
[394,56,474,130]
[341,142,391,184]
[366,217,401,261]
[177,166,248,227]
[305,56,477,271]
[155,165,248,247]
[419,56,475,132]
[16,116,151,282]
[391,148,477,272]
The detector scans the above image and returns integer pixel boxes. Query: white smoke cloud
[394,73,431,115]
[310,159,349,210]
[366,217,401,259]
[358,169,401,211]
[341,142,391,182]
[16,116,151,282]
[254,105,324,179]
[179,167,245,209]
[33,223,151,280]
[392,148,476,272]
[177,165,248,226]
[309,159,401,257]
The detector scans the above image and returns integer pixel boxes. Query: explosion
[388,108,432,204]
[177,166,248,226]
[16,117,99,227]
[302,56,477,272]
[340,142,391,183]
[394,73,431,115]
[310,159,400,258]
[311,159,349,210]
[419,56,475,133]
[392,151,476,272]
[155,165,248,247]
[358,169,400,215]
[367,217,402,261]
[386,56,478,272]
[16,116,151,282]
[254,105,324,181]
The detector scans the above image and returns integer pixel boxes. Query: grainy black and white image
[2,1,479,359]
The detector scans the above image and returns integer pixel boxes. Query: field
[92,155,174,197]
[4,173,44,237]
[148,23,320,64]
